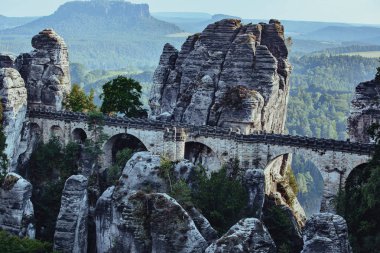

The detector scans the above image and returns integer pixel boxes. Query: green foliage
[0,230,52,253]
[159,157,175,191]
[337,124,380,252]
[170,180,192,207]
[64,84,97,112]
[106,148,133,186]
[263,205,300,253]
[286,166,299,196]
[100,76,147,117]
[191,166,248,234]
[29,138,81,242]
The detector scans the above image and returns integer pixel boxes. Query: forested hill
[0,1,184,69]
[0,15,38,30]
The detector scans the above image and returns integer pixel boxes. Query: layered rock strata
[150,19,291,134]
[301,213,352,253]
[95,152,211,253]
[348,77,380,143]
[0,173,34,238]
[0,68,28,171]
[244,169,265,219]
[54,175,89,253]
[15,29,70,110]
[205,218,276,253]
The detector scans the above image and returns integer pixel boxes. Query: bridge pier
[163,127,186,161]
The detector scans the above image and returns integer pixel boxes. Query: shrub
[0,230,52,253]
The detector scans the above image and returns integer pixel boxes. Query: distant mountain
[0,15,38,30]
[0,1,183,69]
[302,26,380,43]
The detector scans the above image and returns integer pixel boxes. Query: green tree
[106,148,133,186]
[100,76,147,117]
[64,84,97,112]
[191,166,248,234]
[0,230,52,253]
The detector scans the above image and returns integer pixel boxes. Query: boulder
[205,218,276,253]
[0,173,34,238]
[150,19,291,135]
[0,68,28,171]
[118,151,167,194]
[301,213,352,253]
[95,189,208,253]
[54,175,88,253]
[15,29,71,110]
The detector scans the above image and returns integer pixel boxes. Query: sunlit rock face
[0,173,34,238]
[15,29,70,110]
[150,18,291,134]
[301,213,352,253]
[0,68,28,171]
[348,78,380,143]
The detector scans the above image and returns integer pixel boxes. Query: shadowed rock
[205,218,276,253]
[0,173,34,238]
[301,213,352,253]
[54,175,88,253]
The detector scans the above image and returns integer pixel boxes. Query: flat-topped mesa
[150,19,291,134]
[348,77,380,143]
[15,29,71,111]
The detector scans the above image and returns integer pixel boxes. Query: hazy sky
[1,0,380,24]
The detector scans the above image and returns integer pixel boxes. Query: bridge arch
[185,141,221,173]
[72,128,87,143]
[102,133,148,169]
[50,125,64,141]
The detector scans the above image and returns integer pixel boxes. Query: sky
[1,0,380,25]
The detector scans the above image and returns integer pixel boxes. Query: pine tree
[64,84,97,112]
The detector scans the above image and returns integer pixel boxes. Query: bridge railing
[27,108,376,156]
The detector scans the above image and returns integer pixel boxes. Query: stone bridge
[27,108,375,212]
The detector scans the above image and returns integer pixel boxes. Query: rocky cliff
[0,68,28,171]
[150,19,291,134]
[348,77,380,143]
[15,29,71,110]
[0,173,34,238]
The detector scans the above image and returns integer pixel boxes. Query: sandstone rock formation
[348,77,380,143]
[118,151,168,193]
[301,213,352,253]
[0,173,34,238]
[0,68,28,171]
[150,19,291,134]
[0,54,15,68]
[244,169,265,219]
[15,29,70,110]
[96,152,211,252]
[205,218,276,253]
[54,175,88,253]
[96,189,208,253]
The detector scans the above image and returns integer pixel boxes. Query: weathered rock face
[95,189,208,253]
[244,169,265,219]
[0,54,15,68]
[119,151,168,193]
[54,175,88,253]
[348,78,380,143]
[205,218,276,253]
[0,68,28,171]
[15,29,70,110]
[150,19,291,134]
[301,213,352,253]
[96,152,210,253]
[0,173,34,238]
